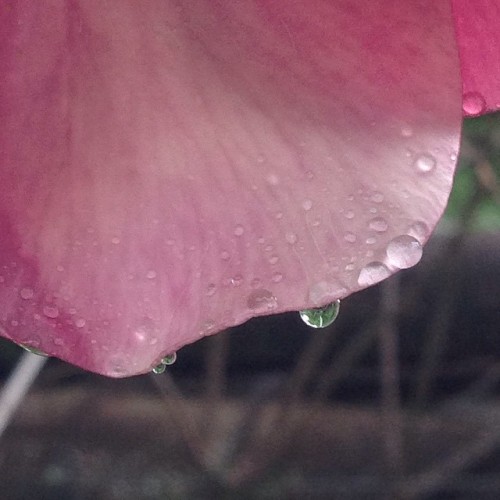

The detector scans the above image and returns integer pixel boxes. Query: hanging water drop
[151,352,177,374]
[299,300,340,329]
[161,352,177,365]
[152,363,166,374]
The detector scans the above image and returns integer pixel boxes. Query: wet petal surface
[0,1,461,376]
[453,0,500,116]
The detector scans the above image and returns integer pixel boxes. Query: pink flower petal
[452,0,500,116]
[0,1,461,376]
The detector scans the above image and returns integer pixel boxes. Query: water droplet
[285,232,298,245]
[151,352,177,374]
[56,265,65,272]
[462,91,486,116]
[267,173,280,185]
[161,352,177,365]
[206,283,217,296]
[152,363,166,374]
[344,210,355,219]
[275,212,284,220]
[271,272,283,283]
[234,225,245,236]
[111,236,120,245]
[358,262,390,287]
[20,287,34,300]
[146,270,157,279]
[220,250,230,261]
[408,221,429,243]
[344,232,356,243]
[43,305,59,319]
[368,217,388,232]
[401,125,413,137]
[413,153,436,174]
[366,236,376,245]
[386,235,422,269]
[18,344,49,357]
[371,192,384,203]
[305,170,315,181]
[230,275,243,287]
[268,255,279,265]
[247,288,278,312]
[302,199,313,211]
[299,300,340,329]
[75,318,86,328]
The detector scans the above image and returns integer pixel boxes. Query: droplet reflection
[299,300,340,329]
[151,352,177,374]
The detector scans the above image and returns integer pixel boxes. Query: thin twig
[202,331,230,444]
[0,351,47,439]
[378,276,404,493]
[313,324,377,401]
[149,372,208,470]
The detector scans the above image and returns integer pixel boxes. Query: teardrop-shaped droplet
[299,300,340,329]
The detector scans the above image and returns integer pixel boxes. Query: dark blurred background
[0,113,499,500]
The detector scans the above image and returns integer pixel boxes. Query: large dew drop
[386,235,422,269]
[299,300,341,329]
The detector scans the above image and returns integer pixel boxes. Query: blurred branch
[0,351,47,439]
[377,276,404,494]
[313,324,376,401]
[414,148,486,406]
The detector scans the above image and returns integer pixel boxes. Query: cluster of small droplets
[299,299,341,329]
[151,352,177,374]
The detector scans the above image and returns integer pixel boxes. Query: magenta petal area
[0,1,461,377]
[452,0,500,116]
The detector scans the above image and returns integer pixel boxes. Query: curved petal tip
[0,1,463,376]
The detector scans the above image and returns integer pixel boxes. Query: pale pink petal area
[0,1,461,376]
[452,0,500,116]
